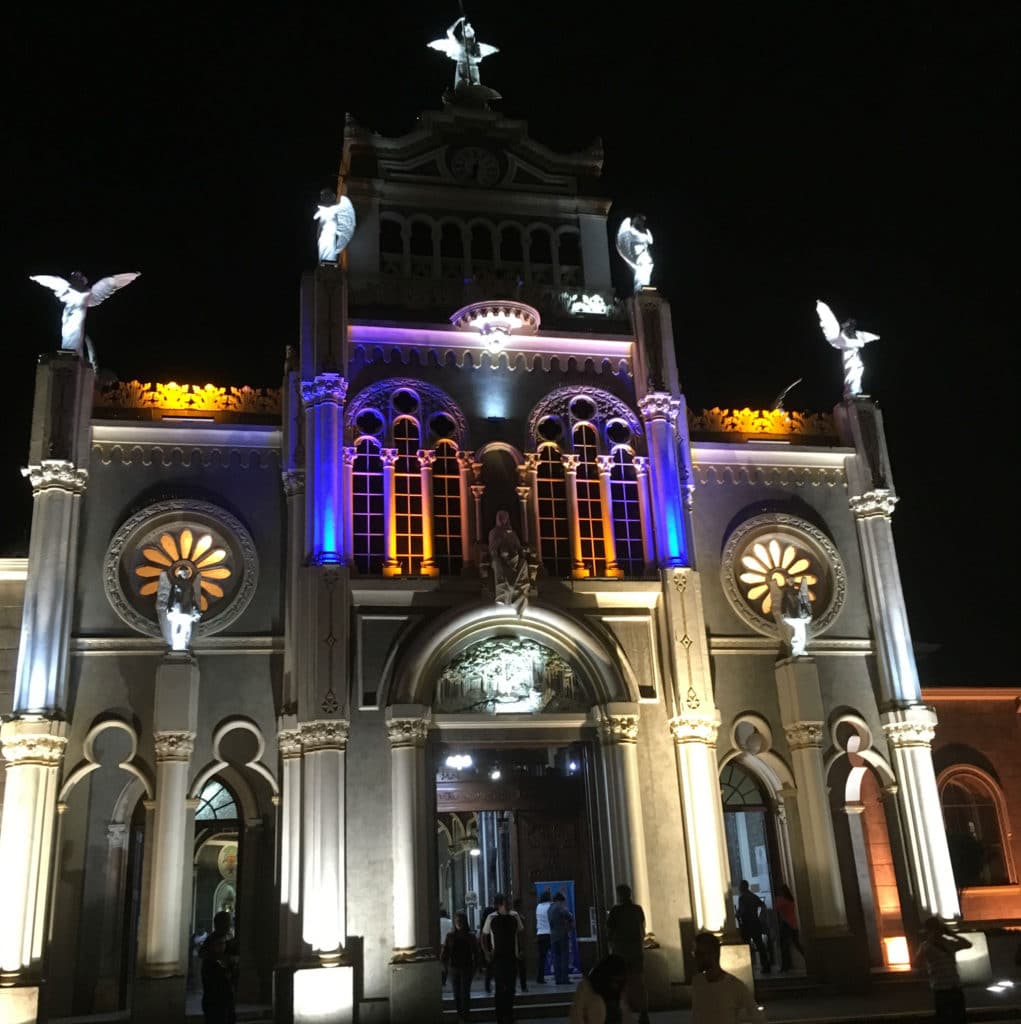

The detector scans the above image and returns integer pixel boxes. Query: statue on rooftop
[616,215,654,292]
[816,299,880,399]
[156,563,203,653]
[428,16,501,106]
[29,270,140,370]
[768,576,813,658]
[314,190,357,263]
[488,510,531,615]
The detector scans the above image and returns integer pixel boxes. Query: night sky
[4,4,1015,683]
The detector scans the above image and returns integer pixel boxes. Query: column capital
[881,705,937,747]
[417,449,437,468]
[0,719,68,765]
[849,489,898,520]
[154,730,195,762]
[523,451,541,473]
[560,452,581,473]
[669,711,721,745]
[515,485,531,502]
[470,483,486,500]
[385,706,431,748]
[596,705,640,744]
[381,448,399,468]
[637,392,680,423]
[784,721,825,751]
[21,460,88,495]
[456,449,475,470]
[300,373,348,408]
[278,728,303,759]
[595,454,615,477]
[632,455,650,478]
[299,719,350,751]
[342,445,358,467]
[281,469,305,497]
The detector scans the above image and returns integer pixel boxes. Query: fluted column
[882,707,960,920]
[597,706,653,937]
[278,726,303,960]
[560,453,588,578]
[385,707,432,958]
[301,375,347,566]
[515,485,531,545]
[0,721,67,980]
[669,712,728,933]
[632,456,653,570]
[456,451,474,569]
[417,450,439,577]
[638,393,688,568]
[595,455,624,578]
[523,452,542,551]
[300,720,350,961]
[381,449,400,576]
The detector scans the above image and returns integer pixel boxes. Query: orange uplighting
[882,935,912,970]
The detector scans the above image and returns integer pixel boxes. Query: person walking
[439,907,454,987]
[568,953,634,1023]
[480,903,496,994]
[535,888,552,984]
[482,894,524,1024]
[513,897,530,992]
[442,911,481,1024]
[736,880,772,974]
[606,883,650,1024]
[915,916,972,1024]
[691,932,765,1023]
[548,891,575,986]
[199,911,239,1024]
[773,884,805,972]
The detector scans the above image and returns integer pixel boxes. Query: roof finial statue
[816,300,880,399]
[428,15,501,107]
[768,576,813,658]
[30,270,140,370]
[156,563,203,653]
[314,189,357,263]
[616,215,654,292]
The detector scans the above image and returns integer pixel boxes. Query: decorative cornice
[154,731,195,762]
[386,717,429,749]
[688,407,836,438]
[95,380,281,415]
[881,706,937,748]
[599,714,639,744]
[91,443,279,469]
[0,729,68,766]
[278,729,303,759]
[281,469,305,496]
[299,720,350,752]
[22,460,88,495]
[669,712,720,745]
[300,374,348,408]
[784,721,825,751]
[694,464,845,489]
[637,393,680,423]
[849,489,899,520]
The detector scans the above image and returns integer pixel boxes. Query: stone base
[389,959,441,1023]
[807,930,869,991]
[956,932,992,987]
[0,985,39,1024]
[131,975,186,1023]
[719,942,754,995]
[293,965,355,1024]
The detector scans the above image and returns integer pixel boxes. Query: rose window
[738,539,818,615]
[134,529,232,612]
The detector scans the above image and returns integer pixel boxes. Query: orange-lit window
[573,424,606,577]
[536,444,570,577]
[432,440,462,575]
[393,417,423,575]
[610,447,643,575]
[353,438,384,574]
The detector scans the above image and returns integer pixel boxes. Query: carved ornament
[849,489,899,520]
[693,464,845,489]
[784,721,825,751]
[669,713,720,745]
[599,714,639,744]
[94,379,281,415]
[154,731,195,762]
[281,470,305,496]
[278,729,303,759]
[527,386,642,448]
[345,377,467,447]
[0,731,68,766]
[881,713,936,748]
[688,407,836,439]
[637,393,680,423]
[22,460,88,495]
[386,717,430,748]
[301,375,348,408]
[300,720,350,752]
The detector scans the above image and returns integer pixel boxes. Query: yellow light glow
[738,539,818,614]
[882,935,911,969]
[94,379,281,414]
[688,407,837,437]
[134,530,232,614]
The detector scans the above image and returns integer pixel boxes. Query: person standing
[535,888,553,984]
[568,953,634,1023]
[691,932,765,1023]
[606,883,650,1024]
[480,903,496,994]
[439,907,454,986]
[915,916,972,1024]
[548,891,575,986]
[513,897,530,992]
[200,911,239,1024]
[736,880,772,974]
[442,911,481,1024]
[773,884,805,972]
[482,894,524,1024]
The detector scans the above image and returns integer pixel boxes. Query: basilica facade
[0,39,1009,1024]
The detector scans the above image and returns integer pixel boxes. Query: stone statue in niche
[615,215,654,291]
[768,576,813,658]
[314,189,356,263]
[816,299,880,399]
[156,564,203,653]
[488,510,531,615]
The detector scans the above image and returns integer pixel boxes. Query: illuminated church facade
[1,32,1015,1024]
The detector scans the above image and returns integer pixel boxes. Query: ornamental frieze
[693,464,845,489]
[154,731,195,762]
[95,379,281,415]
[849,489,899,519]
[91,444,278,470]
[688,407,836,439]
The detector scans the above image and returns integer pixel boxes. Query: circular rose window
[104,500,258,639]
[720,513,845,637]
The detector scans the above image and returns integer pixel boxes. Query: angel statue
[768,576,813,658]
[488,510,532,616]
[615,215,654,292]
[428,16,500,106]
[314,189,357,263]
[816,300,880,399]
[155,563,203,653]
[30,271,140,370]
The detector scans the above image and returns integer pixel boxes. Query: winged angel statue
[30,271,139,369]
[314,190,357,263]
[428,16,500,105]
[616,216,654,292]
[816,299,880,399]
[156,563,203,653]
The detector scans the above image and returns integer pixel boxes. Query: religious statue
[488,510,531,615]
[313,190,357,263]
[29,271,140,370]
[815,299,880,399]
[428,16,500,106]
[615,215,654,292]
[768,576,813,658]
[156,563,203,653]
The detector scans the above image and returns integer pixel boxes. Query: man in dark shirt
[547,891,574,985]
[607,883,650,1024]
[736,879,772,974]
[482,894,523,1024]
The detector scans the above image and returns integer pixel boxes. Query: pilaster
[301,374,348,566]
[638,393,688,568]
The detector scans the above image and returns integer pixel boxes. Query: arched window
[536,445,570,577]
[573,424,606,577]
[940,770,1012,887]
[720,761,778,919]
[432,440,463,575]
[393,416,423,575]
[610,447,643,575]
[194,780,239,822]
[353,437,385,574]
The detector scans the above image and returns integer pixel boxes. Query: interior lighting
[469,847,481,857]
[568,761,578,773]
[445,754,473,770]
[489,768,502,780]
[881,935,911,970]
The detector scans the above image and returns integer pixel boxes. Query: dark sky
[3,4,1016,683]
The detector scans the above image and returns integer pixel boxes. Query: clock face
[449,146,501,187]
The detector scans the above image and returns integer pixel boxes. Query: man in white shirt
[534,889,552,984]
[691,932,766,1023]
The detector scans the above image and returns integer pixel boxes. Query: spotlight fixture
[489,768,502,780]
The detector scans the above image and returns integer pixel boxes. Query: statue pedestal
[131,975,186,1023]
[0,984,39,1024]
[154,653,199,731]
[292,964,354,1024]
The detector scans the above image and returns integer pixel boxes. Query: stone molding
[281,469,305,496]
[849,489,899,520]
[278,729,303,759]
[299,720,350,752]
[0,722,69,766]
[669,712,721,745]
[22,460,89,495]
[90,444,279,470]
[154,731,195,762]
[599,714,639,744]
[694,464,845,489]
[784,721,825,751]
[638,392,680,423]
[386,717,429,749]
[881,706,937,748]
[300,374,348,408]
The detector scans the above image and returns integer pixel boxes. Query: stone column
[669,712,728,934]
[381,449,400,576]
[523,452,542,551]
[595,455,624,578]
[456,451,474,569]
[300,720,350,961]
[417,449,438,577]
[470,481,485,560]
[560,453,588,577]
[775,657,847,930]
[638,393,688,568]
[597,705,653,937]
[882,707,960,920]
[301,375,347,566]
[277,725,303,961]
